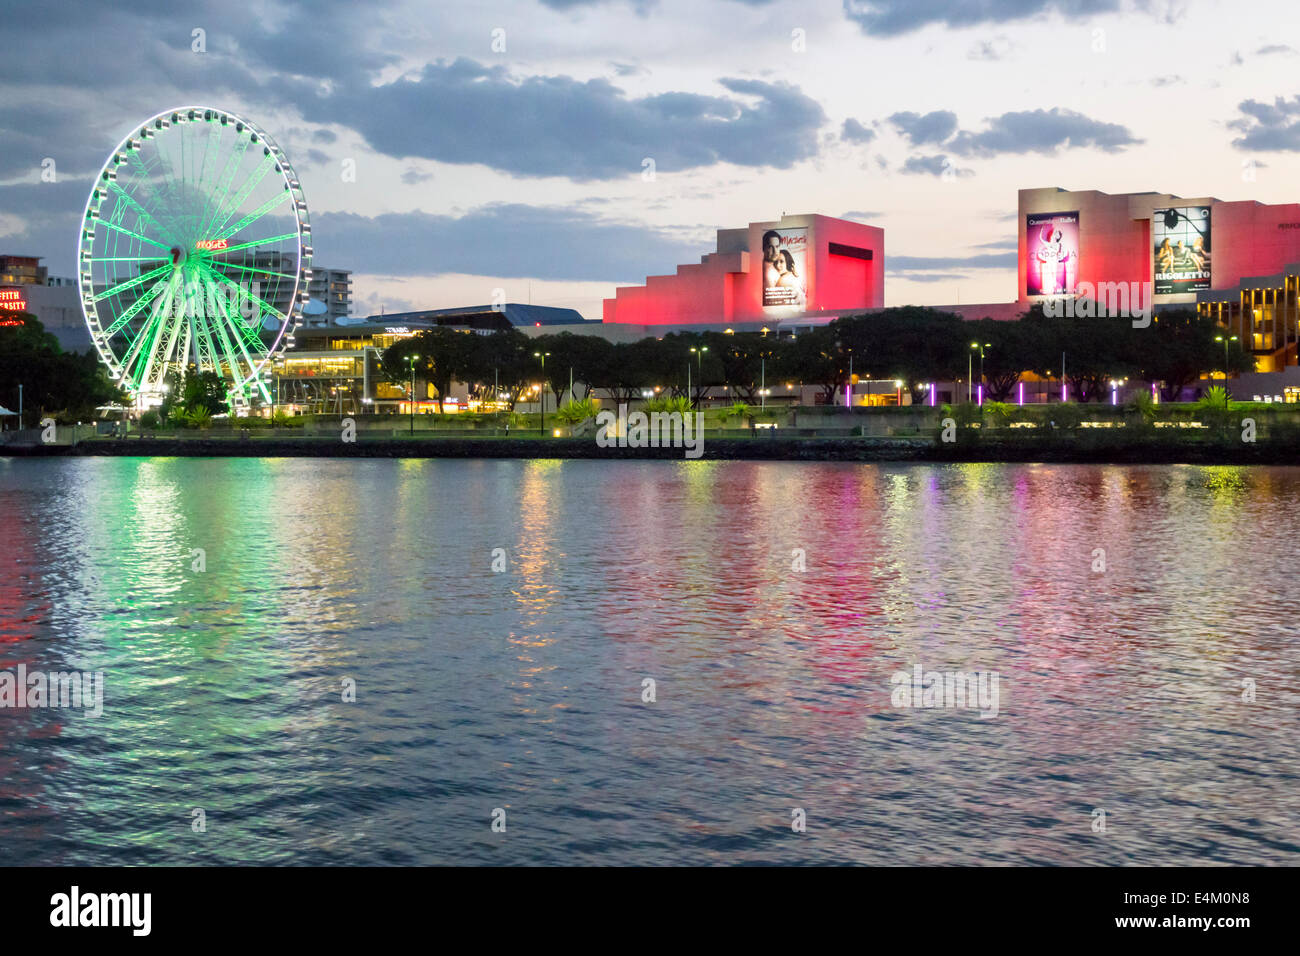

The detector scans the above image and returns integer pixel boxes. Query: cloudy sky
[2,0,1299,318]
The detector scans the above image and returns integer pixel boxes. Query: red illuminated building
[602,213,883,330]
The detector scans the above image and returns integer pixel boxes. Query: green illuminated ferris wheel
[78,107,311,410]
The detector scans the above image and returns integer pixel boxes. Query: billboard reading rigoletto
[761,227,808,308]
[1026,212,1079,297]
[1153,206,1211,295]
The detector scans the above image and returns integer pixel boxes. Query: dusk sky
[3,0,1300,318]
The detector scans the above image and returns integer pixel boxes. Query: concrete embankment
[5,434,1300,464]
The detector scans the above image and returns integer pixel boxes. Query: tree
[599,340,657,404]
[1022,305,1139,402]
[180,370,230,415]
[1135,308,1253,400]
[383,326,483,413]
[702,331,767,403]
[829,308,969,404]
[773,327,843,404]
[965,317,1037,402]
[0,313,126,425]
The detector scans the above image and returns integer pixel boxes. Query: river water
[0,457,1295,865]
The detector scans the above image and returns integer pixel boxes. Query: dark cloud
[291,59,827,180]
[1256,44,1295,56]
[0,180,94,276]
[889,110,958,146]
[899,154,971,177]
[0,1,384,179]
[841,0,1123,37]
[841,210,882,222]
[310,204,706,282]
[948,108,1142,156]
[1229,95,1300,150]
[401,168,434,185]
[841,118,876,143]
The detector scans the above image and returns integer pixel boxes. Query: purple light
[977,385,984,406]
[1111,386,1117,405]
[1061,382,1067,402]
[1017,381,1024,405]
[928,383,935,406]
[1151,382,1159,404]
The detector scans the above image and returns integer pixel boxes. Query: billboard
[0,288,26,312]
[1026,212,1079,297]
[761,227,808,308]
[1153,206,1211,295]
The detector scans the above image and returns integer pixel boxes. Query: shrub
[1126,390,1158,424]
[139,411,159,430]
[175,407,212,429]
[983,401,1015,427]
[1044,402,1084,430]
[642,395,692,416]
[555,396,600,424]
[720,401,753,422]
[1196,386,1234,429]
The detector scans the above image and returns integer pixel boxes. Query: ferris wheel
[78,107,311,410]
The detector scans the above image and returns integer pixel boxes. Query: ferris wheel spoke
[203,279,259,386]
[87,256,171,263]
[204,267,286,339]
[99,275,169,337]
[190,304,220,372]
[194,120,225,235]
[206,233,301,258]
[210,261,299,283]
[215,189,292,242]
[150,135,184,220]
[105,179,177,248]
[92,220,173,252]
[176,320,194,375]
[92,263,173,303]
[199,134,252,238]
[119,272,181,385]
[136,282,185,386]
[123,151,179,239]
[145,284,191,386]
[209,153,277,238]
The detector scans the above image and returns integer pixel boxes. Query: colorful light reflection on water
[0,457,1295,865]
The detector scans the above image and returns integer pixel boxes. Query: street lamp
[406,353,419,435]
[970,342,991,405]
[689,345,708,408]
[534,351,550,435]
[1215,335,1239,393]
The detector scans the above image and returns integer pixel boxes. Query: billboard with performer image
[1026,211,1079,297]
[761,227,808,308]
[1153,206,1211,294]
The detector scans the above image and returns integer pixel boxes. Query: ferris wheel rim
[77,106,312,406]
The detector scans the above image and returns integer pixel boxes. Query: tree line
[380,305,1255,409]
[0,314,125,426]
